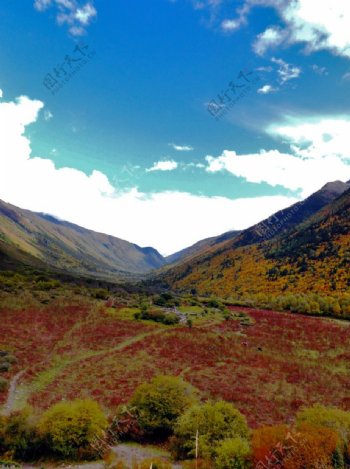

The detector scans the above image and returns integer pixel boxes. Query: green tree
[38,399,107,459]
[173,401,249,460]
[215,437,251,469]
[129,375,198,437]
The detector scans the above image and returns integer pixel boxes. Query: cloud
[34,0,52,11]
[240,0,350,59]
[146,160,179,172]
[271,57,301,84]
[221,19,241,32]
[256,66,273,73]
[0,92,302,255]
[311,64,328,76]
[206,116,350,197]
[33,0,96,36]
[44,110,53,121]
[342,72,350,81]
[269,117,350,161]
[253,27,286,55]
[257,84,277,94]
[0,89,3,99]
[75,2,96,24]
[169,143,194,151]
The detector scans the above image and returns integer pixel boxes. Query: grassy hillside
[0,199,165,278]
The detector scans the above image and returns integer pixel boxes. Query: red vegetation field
[1,302,349,427]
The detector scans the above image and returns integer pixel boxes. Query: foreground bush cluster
[1,376,350,468]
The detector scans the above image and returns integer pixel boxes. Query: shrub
[135,309,179,326]
[283,424,341,469]
[0,377,8,392]
[129,375,198,437]
[215,437,251,469]
[173,401,249,460]
[0,461,21,468]
[296,404,350,446]
[182,461,212,469]
[4,355,17,365]
[153,293,180,308]
[38,399,108,459]
[0,362,10,373]
[251,424,289,466]
[1,408,40,460]
[93,288,110,300]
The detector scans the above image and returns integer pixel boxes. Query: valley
[1,181,350,468]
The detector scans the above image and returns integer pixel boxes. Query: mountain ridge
[158,180,350,297]
[0,199,166,278]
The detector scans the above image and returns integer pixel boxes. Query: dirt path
[1,370,26,416]
[112,443,183,468]
[12,327,169,412]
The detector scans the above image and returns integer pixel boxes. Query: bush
[38,399,108,459]
[283,424,341,469]
[153,293,180,308]
[93,288,110,300]
[173,401,249,460]
[0,461,21,468]
[296,404,350,446]
[0,362,10,373]
[1,408,40,460]
[129,376,198,437]
[135,309,179,326]
[0,377,8,392]
[215,437,251,469]
[251,424,289,466]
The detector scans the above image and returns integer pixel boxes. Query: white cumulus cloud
[243,0,350,59]
[254,27,286,55]
[257,84,277,94]
[146,160,179,172]
[206,116,350,198]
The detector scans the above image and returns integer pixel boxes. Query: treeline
[227,292,350,319]
[1,375,350,468]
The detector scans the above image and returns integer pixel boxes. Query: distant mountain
[0,200,165,278]
[159,181,350,297]
[166,230,241,265]
[235,180,350,247]
[167,181,350,266]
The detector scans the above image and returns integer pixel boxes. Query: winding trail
[1,370,26,416]
[9,326,169,412]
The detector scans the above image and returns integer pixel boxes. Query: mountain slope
[166,230,240,264]
[0,200,165,277]
[166,180,349,266]
[160,181,350,297]
[235,180,350,247]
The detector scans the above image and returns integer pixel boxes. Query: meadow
[1,282,349,429]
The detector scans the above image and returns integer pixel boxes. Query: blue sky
[1,0,350,254]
